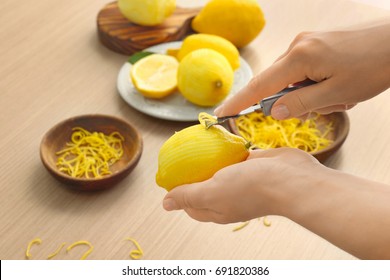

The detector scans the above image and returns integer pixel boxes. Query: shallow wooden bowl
[40,114,143,191]
[228,112,350,163]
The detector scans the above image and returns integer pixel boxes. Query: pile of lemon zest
[232,221,250,232]
[125,237,144,260]
[56,127,124,178]
[66,240,94,260]
[47,242,66,260]
[263,216,271,227]
[25,238,42,259]
[235,112,333,152]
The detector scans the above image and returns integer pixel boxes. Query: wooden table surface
[1,0,390,260]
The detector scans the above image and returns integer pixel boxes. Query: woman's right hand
[215,19,390,120]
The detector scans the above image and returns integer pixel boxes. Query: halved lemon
[130,54,179,99]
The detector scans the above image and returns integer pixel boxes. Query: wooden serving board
[97,1,201,55]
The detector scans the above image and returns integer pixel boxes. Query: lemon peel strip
[66,240,94,260]
[47,242,66,260]
[25,238,42,259]
[263,216,271,227]
[232,221,250,232]
[56,127,124,178]
[198,112,217,129]
[125,237,144,260]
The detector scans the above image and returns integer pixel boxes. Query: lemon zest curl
[56,127,124,178]
[235,112,333,153]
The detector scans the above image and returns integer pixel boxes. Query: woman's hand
[162,19,390,259]
[215,20,390,119]
[163,148,324,223]
[163,147,390,259]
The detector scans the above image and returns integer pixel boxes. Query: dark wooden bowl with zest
[40,114,143,191]
[228,112,350,164]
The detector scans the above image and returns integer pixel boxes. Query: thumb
[163,181,210,211]
[271,80,336,119]
[215,57,307,117]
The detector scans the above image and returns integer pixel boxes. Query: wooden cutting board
[97,2,201,55]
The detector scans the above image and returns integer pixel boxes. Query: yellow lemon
[192,0,266,48]
[177,48,234,107]
[130,54,179,99]
[156,116,249,191]
[177,34,240,70]
[118,0,176,26]
[166,48,180,58]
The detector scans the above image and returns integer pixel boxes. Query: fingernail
[214,105,224,116]
[163,198,178,211]
[272,105,290,119]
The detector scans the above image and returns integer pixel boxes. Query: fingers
[163,180,212,211]
[162,180,232,224]
[271,79,345,119]
[184,208,229,224]
[247,148,280,159]
[214,31,319,118]
[214,56,307,117]
[310,103,356,115]
[295,103,356,121]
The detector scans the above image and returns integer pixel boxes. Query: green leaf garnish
[128,51,155,64]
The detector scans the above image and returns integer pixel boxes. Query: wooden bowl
[40,114,143,191]
[228,112,350,163]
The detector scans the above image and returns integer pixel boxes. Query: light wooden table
[1,0,389,260]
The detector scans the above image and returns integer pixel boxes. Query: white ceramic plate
[117,41,253,121]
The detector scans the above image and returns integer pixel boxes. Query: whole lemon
[177,34,240,70]
[118,0,176,26]
[177,48,234,107]
[191,0,266,48]
[156,123,249,191]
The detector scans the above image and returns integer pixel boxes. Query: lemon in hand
[130,54,179,99]
[177,34,240,70]
[156,114,250,191]
[177,48,234,107]
[118,0,176,26]
[192,0,266,48]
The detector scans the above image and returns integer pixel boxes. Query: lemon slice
[130,54,179,99]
